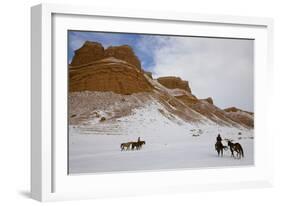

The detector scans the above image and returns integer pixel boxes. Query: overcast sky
[68,31,254,112]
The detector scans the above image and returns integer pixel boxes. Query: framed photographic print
[31,3,274,201]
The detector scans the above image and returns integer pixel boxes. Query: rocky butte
[69,41,152,94]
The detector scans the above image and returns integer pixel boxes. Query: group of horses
[120,135,244,159]
[215,136,244,159]
[120,137,146,151]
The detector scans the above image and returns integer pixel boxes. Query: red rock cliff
[70,41,105,66]
[69,42,152,94]
[70,41,141,70]
[157,76,192,93]
[104,45,141,69]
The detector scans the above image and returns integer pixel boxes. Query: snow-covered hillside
[69,100,254,174]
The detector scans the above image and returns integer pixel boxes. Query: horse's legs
[235,151,238,158]
[230,148,234,157]
[238,150,241,159]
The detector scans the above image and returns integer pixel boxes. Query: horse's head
[226,139,233,146]
[227,141,231,146]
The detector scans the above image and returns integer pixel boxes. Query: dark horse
[227,140,244,159]
[132,141,146,150]
[215,141,228,157]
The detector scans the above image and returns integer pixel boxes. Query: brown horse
[227,140,244,159]
[120,142,133,151]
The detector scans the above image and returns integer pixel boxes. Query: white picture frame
[31,3,274,202]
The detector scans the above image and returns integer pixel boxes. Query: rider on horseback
[215,134,227,156]
[217,134,222,142]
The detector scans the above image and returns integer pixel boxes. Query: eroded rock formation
[157,76,192,93]
[69,58,152,94]
[70,41,105,66]
[104,45,141,69]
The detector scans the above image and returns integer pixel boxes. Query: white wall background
[0,0,280,205]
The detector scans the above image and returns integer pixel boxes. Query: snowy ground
[69,103,254,174]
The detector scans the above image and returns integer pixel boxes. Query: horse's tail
[240,144,244,157]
